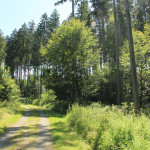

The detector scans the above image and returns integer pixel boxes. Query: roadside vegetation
[67,103,150,150]
[45,109,91,150]
[0,102,25,135]
[0,67,24,135]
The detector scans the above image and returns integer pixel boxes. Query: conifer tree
[124,0,140,113]
[0,30,6,66]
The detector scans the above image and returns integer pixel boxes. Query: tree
[121,25,150,107]
[41,18,99,102]
[91,0,109,64]
[0,30,6,66]
[76,0,92,26]
[132,0,150,31]
[113,0,121,105]
[5,29,18,78]
[124,0,140,113]
[49,9,60,34]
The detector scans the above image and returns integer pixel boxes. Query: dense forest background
[0,0,150,113]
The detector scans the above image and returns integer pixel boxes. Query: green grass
[45,110,91,150]
[67,103,150,150]
[0,105,25,135]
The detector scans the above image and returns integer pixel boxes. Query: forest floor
[0,105,54,150]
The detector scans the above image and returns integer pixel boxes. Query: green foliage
[40,89,56,107]
[67,103,150,150]
[45,109,91,150]
[32,89,57,109]
[77,0,92,27]
[32,98,41,106]
[41,18,99,101]
[0,68,20,102]
[0,30,6,64]
[0,99,21,114]
[120,25,150,104]
[0,68,21,113]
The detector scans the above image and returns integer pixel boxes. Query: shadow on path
[0,107,54,150]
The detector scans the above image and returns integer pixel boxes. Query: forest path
[0,106,54,150]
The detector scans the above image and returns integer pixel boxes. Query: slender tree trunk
[148,0,150,23]
[72,0,75,17]
[113,0,121,105]
[101,12,106,63]
[140,63,143,106]
[124,0,140,114]
[40,65,43,98]
[34,67,36,99]
[24,66,26,80]
[21,65,23,80]
[16,66,18,83]
[117,0,122,46]
[98,18,102,67]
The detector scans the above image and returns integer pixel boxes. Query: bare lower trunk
[124,0,140,114]
[72,0,75,17]
[98,18,102,67]
[101,13,106,63]
[113,0,121,105]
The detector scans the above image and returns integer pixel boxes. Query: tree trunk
[40,65,43,98]
[124,0,140,114]
[117,0,122,46]
[98,17,102,67]
[72,0,75,17]
[16,66,18,83]
[149,0,150,23]
[113,0,121,105]
[101,13,106,63]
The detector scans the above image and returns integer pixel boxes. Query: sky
[0,0,72,36]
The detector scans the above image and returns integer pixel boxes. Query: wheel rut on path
[0,106,54,150]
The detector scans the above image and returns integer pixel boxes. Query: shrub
[7,100,21,113]
[67,103,150,150]
[0,68,20,102]
[39,89,56,107]
[32,99,41,106]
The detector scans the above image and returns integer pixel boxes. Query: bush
[32,99,41,106]
[67,103,150,150]
[0,68,20,102]
[51,100,71,114]
[40,89,56,106]
[0,100,21,114]
[7,100,21,113]
[32,89,57,109]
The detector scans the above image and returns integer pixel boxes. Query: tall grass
[0,100,24,135]
[67,103,150,150]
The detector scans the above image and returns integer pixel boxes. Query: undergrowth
[67,103,150,150]
[0,100,24,135]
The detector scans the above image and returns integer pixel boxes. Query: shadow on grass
[43,110,80,148]
[43,109,65,118]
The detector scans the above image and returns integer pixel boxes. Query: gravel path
[0,106,54,150]
[34,109,53,150]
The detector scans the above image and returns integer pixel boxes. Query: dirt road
[0,106,54,150]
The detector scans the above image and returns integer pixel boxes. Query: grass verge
[0,105,26,135]
[45,110,91,150]
[67,103,150,150]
